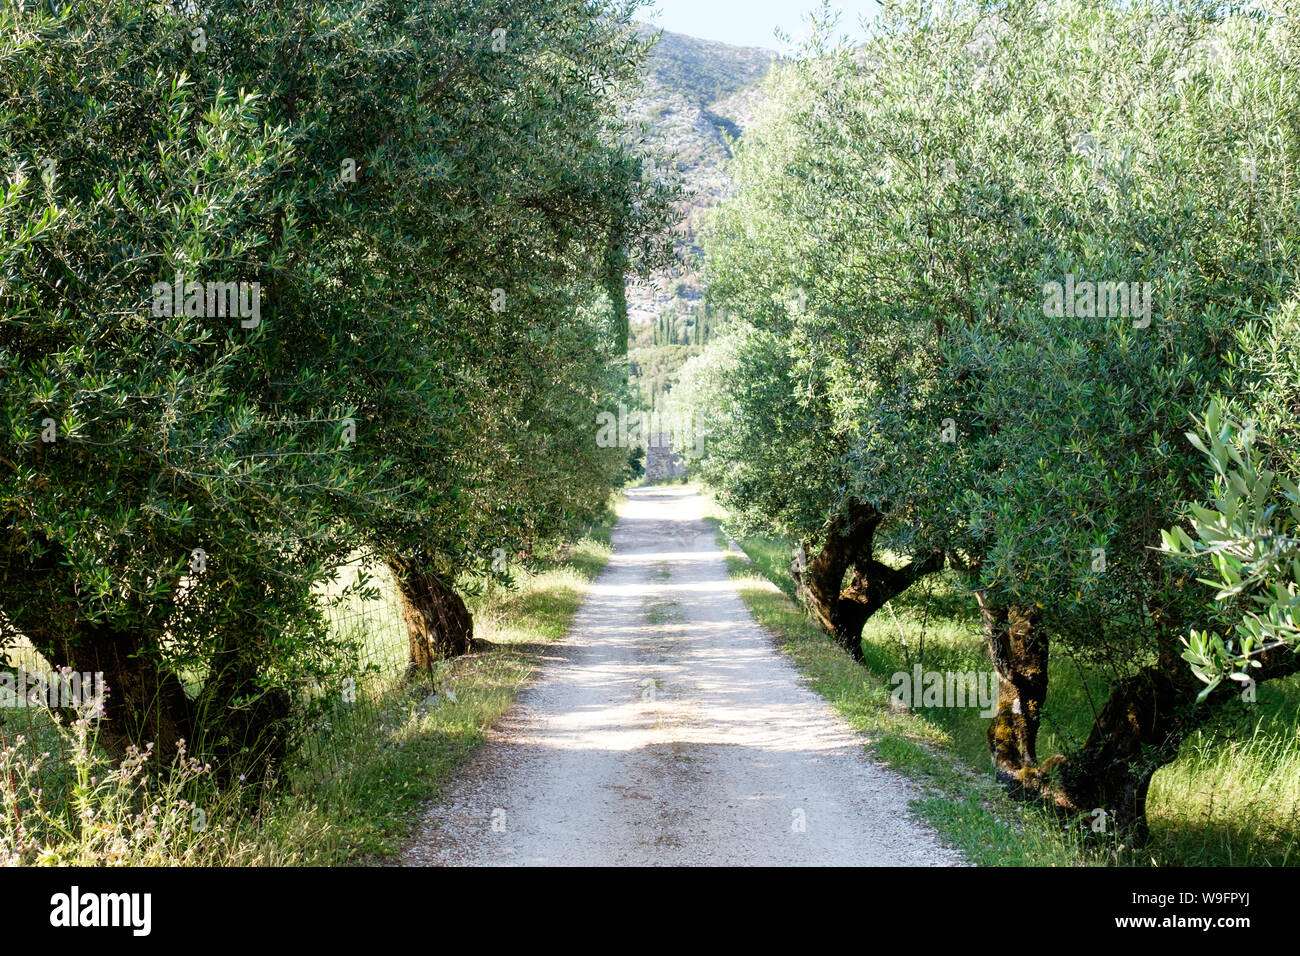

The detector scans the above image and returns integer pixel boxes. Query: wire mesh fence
[290,560,413,779]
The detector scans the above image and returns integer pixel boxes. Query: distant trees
[0,0,673,775]
[652,306,719,347]
[686,0,1300,836]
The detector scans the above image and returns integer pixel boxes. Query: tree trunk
[388,560,473,675]
[976,596,1049,791]
[972,596,1169,838]
[1046,667,1181,840]
[840,552,945,648]
[1059,638,1300,841]
[28,619,196,759]
[795,503,944,661]
[976,602,1300,841]
[797,505,881,659]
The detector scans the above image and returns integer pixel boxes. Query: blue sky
[644,0,881,51]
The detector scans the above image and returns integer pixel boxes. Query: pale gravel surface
[403,486,966,867]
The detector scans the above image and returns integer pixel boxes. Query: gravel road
[403,486,965,866]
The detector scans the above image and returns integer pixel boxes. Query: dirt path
[403,487,965,866]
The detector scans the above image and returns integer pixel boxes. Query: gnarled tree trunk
[794,503,943,660]
[1047,667,1183,840]
[841,552,946,646]
[796,504,881,658]
[976,603,1300,841]
[975,596,1048,791]
[388,560,473,675]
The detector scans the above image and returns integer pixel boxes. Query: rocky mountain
[628,25,777,326]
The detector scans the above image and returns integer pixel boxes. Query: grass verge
[245,514,616,865]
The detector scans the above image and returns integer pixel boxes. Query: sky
[644,0,881,51]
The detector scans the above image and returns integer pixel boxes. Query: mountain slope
[628,25,778,326]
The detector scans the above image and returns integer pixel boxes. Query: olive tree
[0,0,672,774]
[691,0,1300,836]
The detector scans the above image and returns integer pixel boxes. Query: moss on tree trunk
[976,598,1048,782]
[975,603,1300,841]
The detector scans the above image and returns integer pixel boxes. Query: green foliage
[689,0,1300,805]
[699,0,1300,645]
[628,341,700,411]
[1165,398,1300,698]
[1164,299,1300,694]
[0,0,674,771]
[675,326,848,542]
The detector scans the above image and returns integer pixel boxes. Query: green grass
[242,514,618,865]
[1147,702,1300,865]
[701,490,1300,867]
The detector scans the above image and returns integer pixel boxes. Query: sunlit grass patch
[1148,700,1300,866]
